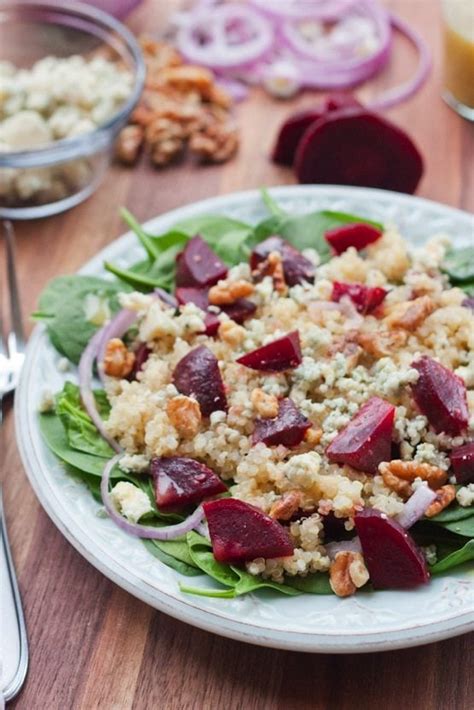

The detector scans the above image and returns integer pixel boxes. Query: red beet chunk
[332,281,387,314]
[237,331,302,372]
[203,498,294,564]
[326,396,395,474]
[151,456,227,511]
[176,235,228,288]
[173,345,227,416]
[175,286,220,335]
[450,442,474,484]
[252,398,311,447]
[295,108,423,194]
[354,509,430,589]
[250,236,315,286]
[412,356,469,436]
[222,298,256,324]
[272,93,361,166]
[325,223,382,255]
[129,343,151,380]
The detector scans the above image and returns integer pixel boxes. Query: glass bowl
[0,1,145,219]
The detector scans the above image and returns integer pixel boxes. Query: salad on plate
[35,190,474,599]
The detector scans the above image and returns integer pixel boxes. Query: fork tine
[3,221,25,352]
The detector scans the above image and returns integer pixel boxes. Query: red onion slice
[78,328,122,453]
[395,485,437,530]
[101,455,205,540]
[325,538,362,559]
[250,0,357,21]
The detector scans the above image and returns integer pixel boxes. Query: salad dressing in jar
[441,0,474,119]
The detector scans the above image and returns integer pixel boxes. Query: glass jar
[441,0,474,120]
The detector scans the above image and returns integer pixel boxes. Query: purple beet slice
[295,107,424,194]
[203,498,294,564]
[173,345,227,416]
[250,236,315,286]
[175,286,220,336]
[325,223,382,255]
[450,442,474,484]
[151,456,227,511]
[252,398,311,447]
[354,508,430,589]
[222,298,257,324]
[332,281,387,314]
[326,396,395,474]
[175,235,228,288]
[236,331,302,372]
[412,356,469,436]
[272,93,361,166]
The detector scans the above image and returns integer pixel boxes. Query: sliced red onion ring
[176,3,274,70]
[96,308,138,384]
[395,485,437,530]
[325,538,362,559]
[250,0,357,21]
[154,287,178,309]
[101,455,205,540]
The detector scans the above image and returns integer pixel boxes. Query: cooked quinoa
[103,227,474,583]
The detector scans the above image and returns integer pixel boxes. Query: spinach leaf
[285,573,333,594]
[430,539,474,574]
[39,411,110,476]
[121,207,160,261]
[429,501,474,523]
[55,382,114,458]
[436,516,474,538]
[142,539,201,577]
[34,275,125,364]
[260,188,286,218]
[442,246,474,283]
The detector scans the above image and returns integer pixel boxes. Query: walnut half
[329,551,370,597]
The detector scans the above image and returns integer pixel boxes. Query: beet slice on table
[411,356,469,436]
[203,498,294,564]
[173,345,227,416]
[176,235,228,288]
[295,107,424,194]
[450,442,474,484]
[332,281,387,314]
[252,398,311,447]
[354,508,430,589]
[325,223,382,255]
[271,93,362,167]
[326,396,396,474]
[250,236,315,286]
[236,331,302,372]
[151,456,227,511]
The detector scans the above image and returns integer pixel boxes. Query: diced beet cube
[450,442,474,484]
[151,456,227,511]
[326,396,395,474]
[236,331,302,372]
[354,509,430,589]
[325,223,382,255]
[221,298,256,324]
[173,345,227,416]
[250,236,315,286]
[252,398,311,447]
[412,356,469,436]
[331,281,387,314]
[175,286,220,336]
[176,235,227,288]
[203,498,294,564]
[129,343,151,380]
[271,93,361,167]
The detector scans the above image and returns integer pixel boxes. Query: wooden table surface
[3,1,473,708]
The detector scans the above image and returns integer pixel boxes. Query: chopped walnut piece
[304,426,323,446]
[329,551,369,597]
[356,329,407,358]
[379,460,447,499]
[269,492,302,521]
[251,388,279,418]
[146,117,186,166]
[425,484,457,517]
[103,338,135,379]
[218,320,246,347]
[328,332,362,368]
[384,296,436,331]
[189,118,239,163]
[140,37,183,71]
[253,251,288,295]
[116,125,144,164]
[166,395,202,438]
[208,279,254,306]
[157,65,215,95]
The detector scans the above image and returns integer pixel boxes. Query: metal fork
[0,220,28,704]
[0,221,25,422]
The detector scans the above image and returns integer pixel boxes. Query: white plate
[15,186,474,653]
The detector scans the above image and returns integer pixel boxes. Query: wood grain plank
[4,1,474,708]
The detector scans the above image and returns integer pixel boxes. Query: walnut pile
[116,37,239,168]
